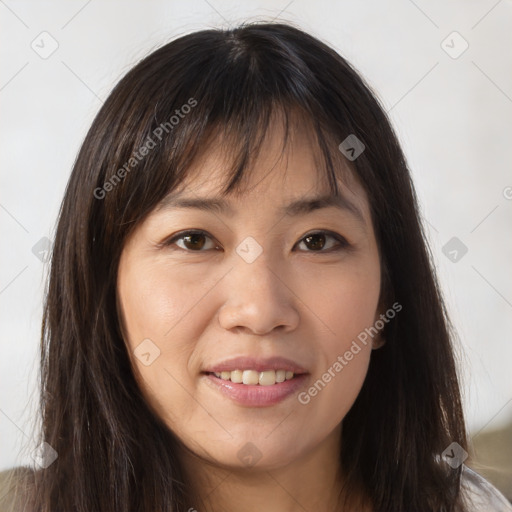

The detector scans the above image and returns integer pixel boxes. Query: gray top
[0,464,510,510]
[460,465,512,511]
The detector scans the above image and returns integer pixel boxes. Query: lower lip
[203,373,309,407]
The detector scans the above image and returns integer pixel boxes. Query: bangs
[103,24,362,228]
[163,104,353,201]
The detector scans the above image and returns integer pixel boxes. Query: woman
[2,22,511,512]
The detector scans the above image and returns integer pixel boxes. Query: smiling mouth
[204,369,302,386]
[202,370,309,407]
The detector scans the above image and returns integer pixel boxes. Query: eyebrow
[157,192,366,224]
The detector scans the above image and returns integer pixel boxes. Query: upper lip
[203,356,309,374]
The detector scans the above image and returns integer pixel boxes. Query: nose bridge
[231,248,285,304]
[218,247,299,334]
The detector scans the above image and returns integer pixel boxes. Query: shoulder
[459,465,512,511]
[0,466,37,512]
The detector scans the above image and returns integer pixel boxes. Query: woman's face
[117,122,383,471]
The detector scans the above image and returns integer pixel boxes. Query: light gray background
[1,0,511,470]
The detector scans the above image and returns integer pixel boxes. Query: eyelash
[161,229,350,254]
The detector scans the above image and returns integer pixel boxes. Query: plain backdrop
[1,0,511,470]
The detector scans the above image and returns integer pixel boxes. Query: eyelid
[160,229,351,253]
[294,230,350,252]
[160,229,219,250]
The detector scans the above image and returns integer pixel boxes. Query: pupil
[305,234,325,250]
[185,234,205,250]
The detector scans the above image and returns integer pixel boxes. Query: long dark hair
[20,21,468,511]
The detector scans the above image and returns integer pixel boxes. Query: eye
[162,229,349,253]
[164,230,220,251]
[295,230,349,252]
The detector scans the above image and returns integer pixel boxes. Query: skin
[117,119,383,512]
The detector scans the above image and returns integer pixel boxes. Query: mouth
[201,369,309,407]
[203,369,301,385]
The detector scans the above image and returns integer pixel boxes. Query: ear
[372,262,395,350]
[371,333,386,350]
[371,308,387,350]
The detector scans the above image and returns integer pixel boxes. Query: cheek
[117,258,220,425]
[293,255,380,420]
[296,279,376,435]
[118,257,221,349]
[118,263,187,343]
[297,342,371,443]
[299,253,381,348]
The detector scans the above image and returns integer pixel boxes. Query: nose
[218,254,300,335]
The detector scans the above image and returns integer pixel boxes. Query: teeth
[258,370,275,386]
[230,370,243,383]
[212,369,296,384]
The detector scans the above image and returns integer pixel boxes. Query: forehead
[162,115,369,219]
[153,161,370,240]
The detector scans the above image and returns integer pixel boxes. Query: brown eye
[165,230,218,251]
[296,231,348,252]
[303,233,327,250]
[182,233,206,250]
